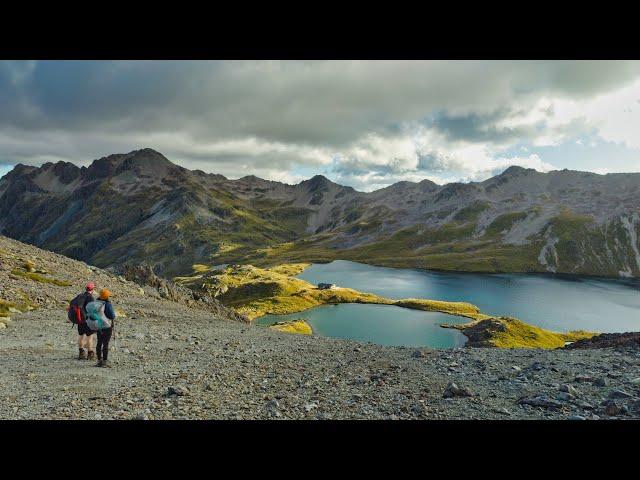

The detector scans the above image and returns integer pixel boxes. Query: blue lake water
[257,260,640,347]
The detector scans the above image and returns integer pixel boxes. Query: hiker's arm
[105,302,116,320]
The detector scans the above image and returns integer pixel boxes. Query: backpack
[85,300,112,331]
[68,294,87,325]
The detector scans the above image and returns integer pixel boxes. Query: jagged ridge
[1,148,639,278]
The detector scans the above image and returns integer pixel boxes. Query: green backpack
[85,300,112,331]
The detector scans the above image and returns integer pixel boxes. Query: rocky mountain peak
[2,163,38,179]
[85,148,178,181]
[500,165,535,177]
[303,174,332,189]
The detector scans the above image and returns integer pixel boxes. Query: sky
[1,60,640,191]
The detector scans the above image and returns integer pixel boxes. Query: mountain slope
[1,149,639,278]
[0,234,243,326]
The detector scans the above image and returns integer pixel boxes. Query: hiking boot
[78,348,87,360]
[87,351,95,361]
[101,360,112,368]
[95,358,103,367]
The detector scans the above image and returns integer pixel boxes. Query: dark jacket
[103,300,116,322]
[81,291,95,314]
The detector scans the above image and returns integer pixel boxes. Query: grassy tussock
[445,316,597,349]
[0,299,16,317]
[394,298,482,318]
[1,297,37,324]
[267,263,311,276]
[269,319,313,335]
[10,269,72,286]
[192,264,211,273]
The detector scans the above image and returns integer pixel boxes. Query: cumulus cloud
[1,60,640,189]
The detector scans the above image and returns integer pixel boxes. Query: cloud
[326,125,559,190]
[1,60,640,189]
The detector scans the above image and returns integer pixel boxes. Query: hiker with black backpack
[68,282,97,360]
[85,288,116,368]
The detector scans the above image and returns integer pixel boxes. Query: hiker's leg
[96,331,104,360]
[102,328,113,361]
[86,333,96,359]
[87,333,95,352]
[78,333,86,349]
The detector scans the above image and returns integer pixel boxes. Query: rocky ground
[1,234,639,420]
[2,297,639,420]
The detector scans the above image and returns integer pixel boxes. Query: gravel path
[2,296,639,420]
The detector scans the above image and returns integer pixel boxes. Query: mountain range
[1,148,639,278]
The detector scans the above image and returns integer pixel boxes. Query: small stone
[493,407,511,416]
[518,396,563,410]
[629,378,640,385]
[443,382,473,398]
[167,386,189,396]
[609,389,633,399]
[568,415,586,421]
[574,375,592,383]
[304,402,318,412]
[559,384,579,396]
[593,377,607,387]
[603,400,623,416]
[512,366,522,372]
[557,392,575,402]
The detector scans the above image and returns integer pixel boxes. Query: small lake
[257,260,640,348]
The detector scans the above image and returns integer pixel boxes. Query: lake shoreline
[293,260,640,335]
[296,258,640,285]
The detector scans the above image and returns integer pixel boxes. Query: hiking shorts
[77,323,95,336]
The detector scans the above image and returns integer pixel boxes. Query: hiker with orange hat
[68,282,97,360]
[85,288,117,368]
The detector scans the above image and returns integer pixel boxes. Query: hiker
[85,288,116,368]
[68,282,97,360]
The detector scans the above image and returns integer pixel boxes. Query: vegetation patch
[547,209,596,270]
[549,209,595,241]
[0,299,17,317]
[453,201,490,223]
[267,263,311,276]
[269,319,313,335]
[0,296,37,325]
[10,269,72,286]
[192,264,211,273]
[176,263,487,321]
[443,316,597,349]
[485,211,528,236]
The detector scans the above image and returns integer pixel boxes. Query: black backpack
[68,294,87,325]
